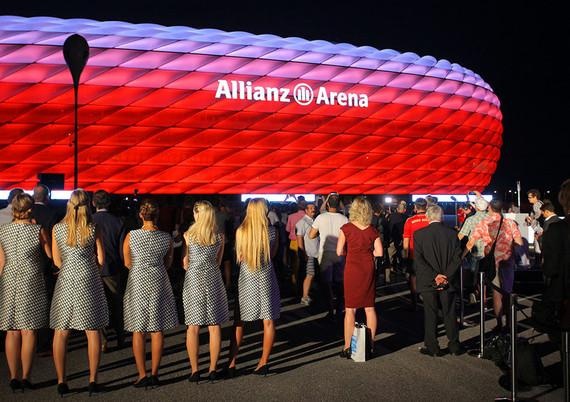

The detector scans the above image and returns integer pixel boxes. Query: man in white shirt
[296,203,319,306]
[310,193,348,318]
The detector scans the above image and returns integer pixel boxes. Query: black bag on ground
[515,340,545,386]
[484,333,510,369]
[478,252,496,281]
[531,298,559,333]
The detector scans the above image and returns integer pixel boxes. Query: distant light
[508,190,512,193]
[384,196,393,204]
[412,194,492,203]
[493,190,497,193]
[546,190,551,193]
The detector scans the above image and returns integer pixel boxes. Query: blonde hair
[63,189,92,247]
[349,196,373,226]
[236,198,270,271]
[12,193,34,220]
[185,200,217,246]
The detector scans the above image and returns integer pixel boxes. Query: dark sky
[1,0,568,195]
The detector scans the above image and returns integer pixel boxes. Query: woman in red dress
[336,197,383,357]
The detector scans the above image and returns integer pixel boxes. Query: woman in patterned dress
[0,193,51,392]
[336,197,383,357]
[50,189,107,396]
[182,201,228,382]
[226,198,280,376]
[123,199,178,388]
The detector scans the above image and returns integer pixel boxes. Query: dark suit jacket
[542,217,570,303]
[93,211,125,277]
[413,222,462,293]
[32,203,59,232]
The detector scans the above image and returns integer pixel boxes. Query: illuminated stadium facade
[0,16,503,194]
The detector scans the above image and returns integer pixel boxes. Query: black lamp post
[63,34,89,189]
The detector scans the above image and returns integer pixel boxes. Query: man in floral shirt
[467,200,523,331]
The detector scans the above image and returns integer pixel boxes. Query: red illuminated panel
[0,16,503,194]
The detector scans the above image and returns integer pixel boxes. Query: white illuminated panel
[0,190,72,201]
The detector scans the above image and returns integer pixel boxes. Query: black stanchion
[562,331,570,402]
[495,294,518,402]
[469,271,486,358]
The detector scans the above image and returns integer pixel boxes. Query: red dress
[341,222,379,308]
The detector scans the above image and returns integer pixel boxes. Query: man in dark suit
[31,184,59,233]
[541,181,570,330]
[92,190,126,350]
[31,183,60,355]
[414,204,463,356]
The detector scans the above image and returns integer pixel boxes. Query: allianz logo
[215,79,368,108]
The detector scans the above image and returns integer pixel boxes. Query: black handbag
[478,214,504,281]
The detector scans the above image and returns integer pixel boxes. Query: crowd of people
[0,180,568,395]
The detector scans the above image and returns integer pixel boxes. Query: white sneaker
[300,296,312,306]
[469,293,477,304]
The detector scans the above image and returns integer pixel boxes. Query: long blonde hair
[349,196,373,226]
[63,189,92,247]
[185,200,217,246]
[236,198,270,271]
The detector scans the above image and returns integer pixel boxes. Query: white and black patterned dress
[183,233,229,326]
[123,229,178,332]
[238,226,280,321]
[50,223,109,330]
[0,223,48,330]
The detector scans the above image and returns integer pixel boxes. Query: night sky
[1,1,567,196]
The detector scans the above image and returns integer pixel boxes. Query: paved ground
[0,274,565,401]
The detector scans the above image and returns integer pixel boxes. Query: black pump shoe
[9,379,22,393]
[223,366,236,379]
[22,379,34,391]
[252,365,269,377]
[149,375,160,388]
[339,347,351,359]
[208,371,217,382]
[88,382,105,396]
[57,383,70,397]
[133,376,149,389]
[188,372,200,384]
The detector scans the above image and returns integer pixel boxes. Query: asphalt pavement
[0,275,565,401]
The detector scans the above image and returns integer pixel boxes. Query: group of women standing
[0,191,281,395]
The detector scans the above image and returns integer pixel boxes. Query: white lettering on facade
[215,79,368,108]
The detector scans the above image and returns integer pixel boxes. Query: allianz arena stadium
[0,16,502,194]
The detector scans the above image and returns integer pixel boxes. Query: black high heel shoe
[57,383,70,397]
[208,370,217,382]
[223,366,236,379]
[339,347,351,359]
[133,376,149,389]
[188,372,200,384]
[9,379,22,393]
[22,379,34,391]
[88,382,105,396]
[252,365,269,377]
[149,375,160,388]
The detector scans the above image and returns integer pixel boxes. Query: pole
[459,261,465,326]
[510,294,517,402]
[469,271,486,358]
[516,180,521,209]
[562,331,570,402]
[73,88,78,189]
[63,34,89,190]
[495,294,518,402]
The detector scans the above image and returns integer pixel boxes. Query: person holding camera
[414,205,463,356]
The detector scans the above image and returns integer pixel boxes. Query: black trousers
[421,290,460,353]
[102,273,125,340]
